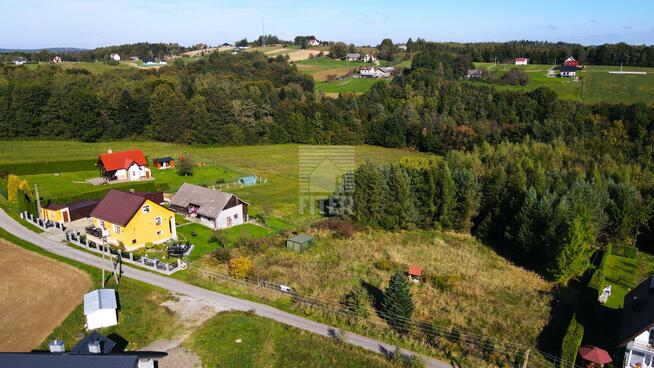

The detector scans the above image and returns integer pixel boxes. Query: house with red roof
[514,57,529,65]
[564,56,579,68]
[407,265,423,283]
[96,149,151,182]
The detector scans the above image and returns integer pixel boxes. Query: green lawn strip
[177,223,275,260]
[603,253,654,309]
[296,57,383,68]
[185,311,394,368]
[0,228,179,351]
[316,77,390,94]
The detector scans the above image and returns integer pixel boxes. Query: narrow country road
[0,209,451,368]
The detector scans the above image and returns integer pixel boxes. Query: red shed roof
[408,265,423,276]
[98,150,148,171]
[515,57,528,62]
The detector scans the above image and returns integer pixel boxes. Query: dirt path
[0,240,91,351]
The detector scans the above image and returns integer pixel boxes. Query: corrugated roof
[89,190,148,226]
[84,289,117,315]
[0,354,138,368]
[97,150,148,172]
[171,183,244,219]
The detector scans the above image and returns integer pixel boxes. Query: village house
[40,199,99,224]
[84,289,118,330]
[560,65,577,77]
[170,183,248,230]
[345,53,361,62]
[307,37,320,46]
[12,56,27,65]
[152,156,175,169]
[110,53,120,61]
[97,149,151,181]
[397,44,408,52]
[51,56,62,63]
[466,69,484,79]
[87,189,175,250]
[514,57,529,65]
[619,275,654,368]
[564,56,579,67]
[360,66,389,78]
[363,53,378,63]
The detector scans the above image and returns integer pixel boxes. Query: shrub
[215,178,226,184]
[212,247,232,264]
[177,153,194,176]
[6,174,20,201]
[314,219,356,239]
[0,177,7,199]
[0,159,96,175]
[613,244,637,259]
[340,285,370,319]
[560,315,584,368]
[229,256,253,279]
[209,231,228,247]
[427,274,460,292]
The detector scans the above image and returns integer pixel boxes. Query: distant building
[407,265,423,283]
[360,66,388,78]
[564,56,579,68]
[129,56,139,61]
[12,56,27,65]
[286,234,315,252]
[514,57,528,65]
[221,42,233,47]
[84,289,118,330]
[363,53,377,63]
[397,44,408,52]
[307,37,320,46]
[560,65,577,77]
[170,183,249,230]
[466,69,484,79]
[110,53,120,61]
[51,56,62,63]
[345,53,361,62]
[152,157,175,169]
[97,149,151,181]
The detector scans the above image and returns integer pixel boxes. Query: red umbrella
[578,346,613,365]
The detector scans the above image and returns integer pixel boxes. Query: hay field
[0,240,91,351]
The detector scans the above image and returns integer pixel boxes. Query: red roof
[98,150,148,171]
[90,189,150,226]
[515,57,528,62]
[408,265,423,276]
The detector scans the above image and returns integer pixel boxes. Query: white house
[363,54,378,63]
[52,56,62,63]
[360,66,389,78]
[84,289,118,330]
[12,56,27,65]
[307,37,320,46]
[620,275,654,368]
[514,57,529,65]
[97,149,151,182]
[560,65,577,77]
[110,53,120,61]
[397,44,408,52]
[345,53,361,62]
[170,183,249,230]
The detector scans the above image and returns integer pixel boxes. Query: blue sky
[1,0,652,49]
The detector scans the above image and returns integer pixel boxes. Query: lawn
[176,222,275,260]
[185,311,395,368]
[296,56,380,68]
[316,77,389,94]
[602,253,654,309]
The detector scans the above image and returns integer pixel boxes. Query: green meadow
[316,77,389,94]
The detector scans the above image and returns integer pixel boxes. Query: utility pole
[34,185,41,217]
[522,349,530,368]
[261,17,265,47]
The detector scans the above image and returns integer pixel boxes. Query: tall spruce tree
[436,161,457,229]
[381,165,413,229]
[353,160,384,227]
[381,270,414,334]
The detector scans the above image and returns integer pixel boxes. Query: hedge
[48,181,158,204]
[0,177,7,200]
[560,315,584,368]
[0,159,97,175]
[589,245,612,290]
[613,243,637,259]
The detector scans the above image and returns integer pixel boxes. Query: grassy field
[316,77,389,94]
[0,142,424,221]
[10,61,133,73]
[185,311,396,368]
[602,252,654,309]
[177,223,274,260]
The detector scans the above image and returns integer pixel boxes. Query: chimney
[107,149,113,154]
[88,339,101,354]
[49,340,65,353]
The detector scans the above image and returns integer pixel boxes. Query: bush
[427,274,460,292]
[212,247,232,264]
[613,244,637,259]
[229,256,252,279]
[209,231,228,247]
[313,219,356,239]
[177,153,194,176]
[6,174,20,201]
[560,315,584,368]
[0,159,96,175]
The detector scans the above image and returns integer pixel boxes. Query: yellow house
[41,200,99,223]
[88,189,176,251]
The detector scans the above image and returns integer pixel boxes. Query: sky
[1,0,653,49]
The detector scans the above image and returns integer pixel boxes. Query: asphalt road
[0,209,451,368]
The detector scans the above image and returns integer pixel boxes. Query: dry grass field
[0,240,91,351]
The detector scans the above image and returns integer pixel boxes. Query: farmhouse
[307,37,320,46]
[40,199,99,224]
[97,149,151,181]
[51,56,62,63]
[514,57,529,65]
[363,53,377,63]
[0,332,166,368]
[619,275,654,368]
[466,69,484,79]
[84,289,118,330]
[560,65,577,77]
[152,156,175,169]
[345,53,361,62]
[12,56,27,65]
[360,66,389,78]
[110,53,120,61]
[397,44,408,52]
[170,183,249,230]
[564,56,579,67]
[87,189,175,250]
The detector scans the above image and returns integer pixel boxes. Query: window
[156,230,163,236]
[142,205,151,214]
[154,217,162,226]
[132,239,137,244]
[113,224,121,234]
[234,214,238,219]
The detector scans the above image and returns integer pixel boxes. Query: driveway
[0,209,450,368]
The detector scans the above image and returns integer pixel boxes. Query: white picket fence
[20,212,67,232]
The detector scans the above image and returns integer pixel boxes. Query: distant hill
[0,47,88,54]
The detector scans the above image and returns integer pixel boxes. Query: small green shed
[286,234,315,252]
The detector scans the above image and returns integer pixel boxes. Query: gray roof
[288,234,314,244]
[0,354,138,368]
[84,289,117,315]
[346,53,360,58]
[71,332,115,354]
[620,275,654,346]
[171,183,245,219]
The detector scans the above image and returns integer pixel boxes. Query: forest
[1,45,654,283]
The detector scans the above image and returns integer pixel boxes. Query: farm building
[0,332,166,368]
[514,57,529,65]
[466,69,484,79]
[286,234,315,252]
[363,54,377,63]
[397,44,408,52]
[345,53,361,62]
[237,176,257,186]
[360,66,389,78]
[560,65,577,77]
[170,183,249,230]
[307,37,320,46]
[129,56,139,61]
[408,265,423,283]
[40,199,99,223]
[110,53,121,61]
[152,156,175,169]
[564,56,579,67]
[97,149,151,181]
[84,289,118,330]
[52,56,62,63]
[87,189,175,250]
[12,56,27,65]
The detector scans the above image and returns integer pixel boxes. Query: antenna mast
[262,17,265,47]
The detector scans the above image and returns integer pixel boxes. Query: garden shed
[237,176,257,186]
[286,234,315,252]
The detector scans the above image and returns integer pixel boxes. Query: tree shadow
[361,280,384,313]
[107,333,128,352]
[536,282,583,355]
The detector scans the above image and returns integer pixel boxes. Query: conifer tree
[436,161,456,229]
[381,270,414,334]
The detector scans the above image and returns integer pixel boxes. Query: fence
[65,231,187,275]
[20,211,67,232]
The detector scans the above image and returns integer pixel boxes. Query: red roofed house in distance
[96,149,151,182]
